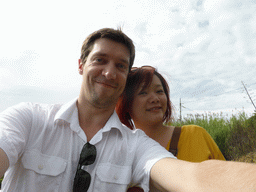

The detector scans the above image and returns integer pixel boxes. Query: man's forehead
[92,38,128,52]
[91,38,130,62]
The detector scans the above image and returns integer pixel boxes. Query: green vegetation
[171,111,256,161]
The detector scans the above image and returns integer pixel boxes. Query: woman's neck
[135,121,174,147]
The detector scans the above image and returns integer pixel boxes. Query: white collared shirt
[0,99,175,192]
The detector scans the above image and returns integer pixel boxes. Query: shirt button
[38,165,44,170]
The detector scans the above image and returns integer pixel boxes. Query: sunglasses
[73,142,97,192]
[131,65,155,72]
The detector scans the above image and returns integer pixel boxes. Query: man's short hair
[80,28,135,71]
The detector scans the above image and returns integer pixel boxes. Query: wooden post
[180,98,182,122]
[242,81,256,110]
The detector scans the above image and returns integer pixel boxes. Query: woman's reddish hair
[116,66,173,130]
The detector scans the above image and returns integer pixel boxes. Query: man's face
[78,38,130,109]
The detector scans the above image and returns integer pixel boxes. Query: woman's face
[131,74,167,126]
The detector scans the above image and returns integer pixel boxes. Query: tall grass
[171,111,256,161]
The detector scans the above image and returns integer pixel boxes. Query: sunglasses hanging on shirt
[73,142,97,192]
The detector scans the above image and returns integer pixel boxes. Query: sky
[1,0,256,119]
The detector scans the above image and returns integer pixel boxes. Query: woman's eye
[138,91,147,95]
[157,90,164,94]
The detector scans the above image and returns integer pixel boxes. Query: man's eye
[95,58,103,62]
[118,63,128,71]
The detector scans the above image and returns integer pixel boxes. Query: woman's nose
[148,93,160,103]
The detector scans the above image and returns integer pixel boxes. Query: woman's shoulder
[180,125,208,135]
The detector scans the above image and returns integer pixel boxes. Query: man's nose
[102,63,117,80]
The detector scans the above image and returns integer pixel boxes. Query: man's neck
[76,98,116,142]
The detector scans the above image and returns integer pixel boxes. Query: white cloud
[1,0,256,116]
[0,68,17,90]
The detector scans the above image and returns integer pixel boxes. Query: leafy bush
[225,113,256,160]
[172,111,256,161]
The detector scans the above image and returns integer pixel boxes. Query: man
[0,28,255,192]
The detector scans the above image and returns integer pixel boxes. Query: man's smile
[95,79,117,89]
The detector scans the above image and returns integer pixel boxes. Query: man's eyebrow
[92,52,129,65]
[119,58,130,65]
[92,52,107,57]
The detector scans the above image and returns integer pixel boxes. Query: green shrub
[225,113,256,160]
[171,111,256,161]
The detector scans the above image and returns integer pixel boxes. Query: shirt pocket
[93,163,132,192]
[21,149,67,191]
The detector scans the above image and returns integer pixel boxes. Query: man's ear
[78,59,83,75]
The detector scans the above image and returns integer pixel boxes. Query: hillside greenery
[171,111,256,161]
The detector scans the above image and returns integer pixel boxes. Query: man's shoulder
[117,124,152,143]
[5,101,62,110]
[1,102,63,117]
[23,102,63,115]
[112,118,147,139]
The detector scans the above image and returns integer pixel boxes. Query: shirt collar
[101,110,126,137]
[54,98,78,124]
[54,98,126,137]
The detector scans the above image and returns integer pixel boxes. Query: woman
[116,66,225,161]
[116,66,225,191]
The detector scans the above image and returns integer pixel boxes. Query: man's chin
[91,95,118,109]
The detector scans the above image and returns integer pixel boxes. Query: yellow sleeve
[166,125,225,162]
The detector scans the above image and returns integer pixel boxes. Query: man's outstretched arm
[151,157,256,192]
[0,148,9,178]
